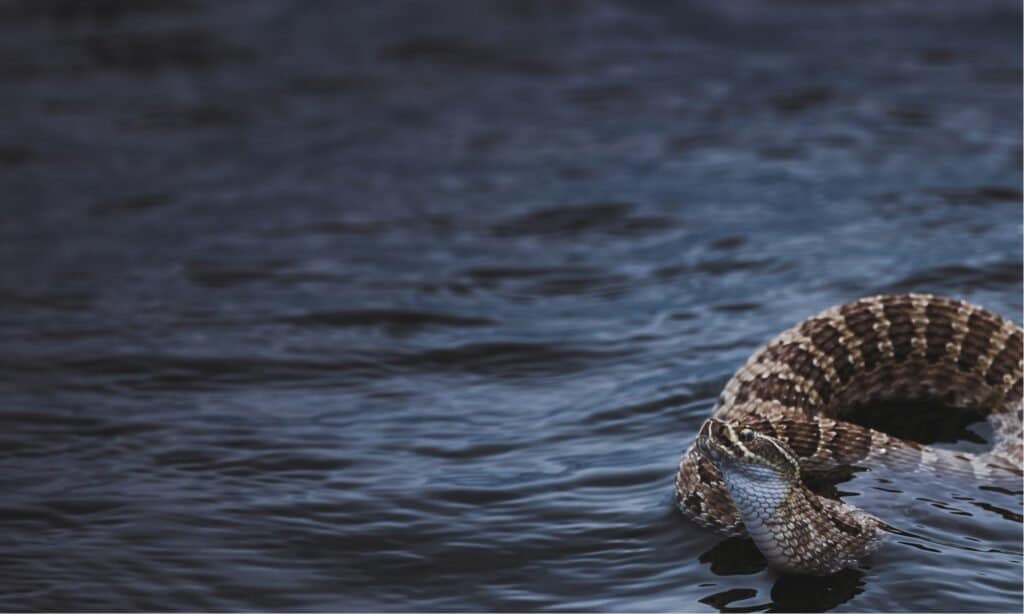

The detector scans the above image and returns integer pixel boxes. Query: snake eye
[739,429,755,443]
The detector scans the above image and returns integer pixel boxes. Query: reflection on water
[699,568,866,613]
[0,0,1021,610]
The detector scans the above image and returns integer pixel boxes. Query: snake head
[696,418,801,482]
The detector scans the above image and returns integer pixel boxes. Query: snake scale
[676,294,1023,575]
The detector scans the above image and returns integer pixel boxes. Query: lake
[0,0,1020,610]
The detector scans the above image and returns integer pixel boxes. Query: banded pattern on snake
[676,294,1023,575]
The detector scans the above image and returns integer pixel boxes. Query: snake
[675,294,1023,575]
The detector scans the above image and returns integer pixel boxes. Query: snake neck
[721,465,886,576]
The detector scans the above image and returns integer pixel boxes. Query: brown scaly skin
[696,419,885,575]
[677,294,1023,574]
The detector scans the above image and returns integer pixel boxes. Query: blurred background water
[0,0,1021,611]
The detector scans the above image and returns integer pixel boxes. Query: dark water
[1,0,1022,611]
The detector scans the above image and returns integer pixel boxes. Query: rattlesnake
[676,294,1023,575]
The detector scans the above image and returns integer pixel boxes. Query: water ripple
[0,0,1020,611]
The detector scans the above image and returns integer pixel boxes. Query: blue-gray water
[1,1,1021,611]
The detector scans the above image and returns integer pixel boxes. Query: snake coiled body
[676,294,1023,575]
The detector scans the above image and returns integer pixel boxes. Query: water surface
[0,0,1021,610]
